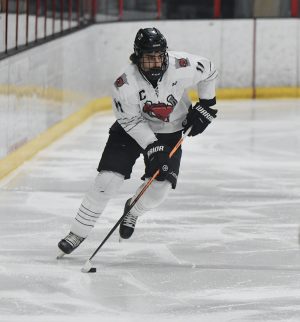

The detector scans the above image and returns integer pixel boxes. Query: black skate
[57,232,85,258]
[119,199,138,241]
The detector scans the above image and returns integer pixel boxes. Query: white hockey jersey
[112,51,218,149]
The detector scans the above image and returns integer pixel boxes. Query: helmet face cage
[133,28,168,82]
[139,52,165,70]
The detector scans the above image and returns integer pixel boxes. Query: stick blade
[81,260,96,273]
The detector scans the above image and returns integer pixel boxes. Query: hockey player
[58,27,218,255]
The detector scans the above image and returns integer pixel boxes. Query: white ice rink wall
[0,26,98,161]
[94,19,300,90]
[0,19,299,176]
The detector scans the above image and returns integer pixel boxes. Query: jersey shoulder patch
[175,57,191,69]
[114,73,128,88]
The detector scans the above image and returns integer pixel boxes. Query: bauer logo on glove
[147,145,165,158]
[145,142,172,180]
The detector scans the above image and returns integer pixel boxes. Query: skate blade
[56,251,66,259]
[119,237,125,243]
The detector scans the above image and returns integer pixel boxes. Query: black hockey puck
[89,267,97,273]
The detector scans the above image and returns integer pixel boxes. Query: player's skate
[57,232,85,259]
[119,199,138,242]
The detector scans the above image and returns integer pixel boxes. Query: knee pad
[87,171,124,202]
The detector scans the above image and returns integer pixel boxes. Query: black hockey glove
[144,142,172,180]
[182,101,218,137]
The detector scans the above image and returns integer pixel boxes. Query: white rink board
[255,19,298,87]
[0,27,96,159]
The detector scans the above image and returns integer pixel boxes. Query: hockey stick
[81,127,192,273]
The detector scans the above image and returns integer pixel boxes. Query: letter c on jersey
[139,90,146,101]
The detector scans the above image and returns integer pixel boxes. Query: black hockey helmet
[134,27,167,57]
[131,28,169,82]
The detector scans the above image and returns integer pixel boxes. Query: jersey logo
[143,101,174,122]
[175,58,190,69]
[114,73,128,88]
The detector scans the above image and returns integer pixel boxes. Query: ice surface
[0,100,300,322]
